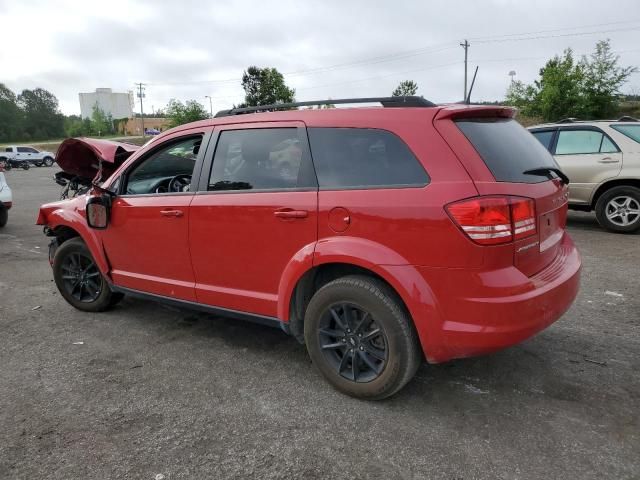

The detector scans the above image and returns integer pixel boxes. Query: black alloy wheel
[318,302,388,383]
[60,252,103,303]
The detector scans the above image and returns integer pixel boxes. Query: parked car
[0,166,12,227]
[145,128,161,135]
[0,145,56,169]
[529,118,640,232]
[37,97,581,399]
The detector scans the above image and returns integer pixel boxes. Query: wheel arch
[281,255,443,362]
[591,178,640,207]
[44,213,110,275]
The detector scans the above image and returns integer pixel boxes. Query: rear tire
[53,237,117,312]
[21,162,30,170]
[595,186,640,233]
[304,275,422,400]
[0,208,7,228]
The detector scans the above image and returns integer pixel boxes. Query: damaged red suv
[37,97,581,399]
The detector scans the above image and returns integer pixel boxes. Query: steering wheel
[168,174,192,193]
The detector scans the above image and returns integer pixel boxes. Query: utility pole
[460,39,470,101]
[508,70,516,85]
[205,95,213,117]
[136,82,146,137]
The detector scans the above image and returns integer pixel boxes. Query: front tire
[21,162,30,170]
[304,275,422,400]
[53,237,118,312]
[43,157,54,167]
[595,186,640,233]
[0,208,7,228]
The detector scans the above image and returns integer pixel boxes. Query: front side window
[307,128,428,189]
[555,130,618,155]
[125,136,202,195]
[611,124,640,144]
[208,128,315,191]
[17,147,29,153]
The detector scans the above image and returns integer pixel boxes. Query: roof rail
[214,96,436,118]
[617,115,639,122]
[555,117,578,124]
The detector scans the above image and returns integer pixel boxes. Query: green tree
[505,40,637,122]
[165,99,209,127]
[241,66,295,107]
[91,103,113,136]
[63,114,87,137]
[17,88,65,139]
[392,80,418,96]
[506,48,585,120]
[0,84,23,142]
[580,40,637,119]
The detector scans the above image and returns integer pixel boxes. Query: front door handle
[160,209,184,217]
[598,157,620,164]
[274,209,308,219]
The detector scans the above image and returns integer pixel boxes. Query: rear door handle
[598,157,620,164]
[160,209,184,217]
[274,209,308,219]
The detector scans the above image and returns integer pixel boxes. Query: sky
[2,0,640,116]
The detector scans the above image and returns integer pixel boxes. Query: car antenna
[465,66,479,105]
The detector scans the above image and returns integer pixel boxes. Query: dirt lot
[0,167,638,480]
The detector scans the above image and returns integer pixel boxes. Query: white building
[79,88,134,119]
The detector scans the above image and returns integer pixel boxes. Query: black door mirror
[86,194,111,229]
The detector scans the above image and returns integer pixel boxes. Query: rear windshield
[456,118,558,183]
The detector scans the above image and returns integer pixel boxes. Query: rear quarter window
[456,118,558,183]
[307,128,429,189]
[531,130,555,151]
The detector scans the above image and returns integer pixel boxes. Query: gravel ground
[0,167,638,480]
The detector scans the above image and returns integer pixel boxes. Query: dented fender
[36,196,111,276]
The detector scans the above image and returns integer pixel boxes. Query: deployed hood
[56,137,140,180]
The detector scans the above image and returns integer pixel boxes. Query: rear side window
[555,129,618,155]
[307,128,428,189]
[456,118,558,183]
[611,124,640,144]
[531,130,555,151]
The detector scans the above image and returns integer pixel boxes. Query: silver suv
[529,118,640,233]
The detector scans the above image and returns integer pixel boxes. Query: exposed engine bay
[54,138,140,199]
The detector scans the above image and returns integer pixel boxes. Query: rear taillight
[446,196,537,245]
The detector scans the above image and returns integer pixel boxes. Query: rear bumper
[415,233,581,363]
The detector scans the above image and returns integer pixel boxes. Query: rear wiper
[523,167,570,185]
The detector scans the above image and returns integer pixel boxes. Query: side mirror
[86,194,111,229]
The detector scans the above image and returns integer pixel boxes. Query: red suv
[37,97,581,399]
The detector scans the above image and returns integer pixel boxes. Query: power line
[145,20,640,89]
[473,25,640,44]
[468,19,640,41]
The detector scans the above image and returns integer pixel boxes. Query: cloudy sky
[2,0,640,115]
